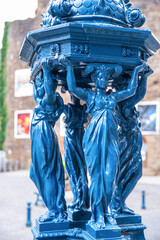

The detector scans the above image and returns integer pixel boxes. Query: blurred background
[0,0,160,240]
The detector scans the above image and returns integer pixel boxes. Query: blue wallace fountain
[20,0,160,239]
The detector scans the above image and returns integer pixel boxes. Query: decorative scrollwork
[51,44,60,57]
[74,44,89,54]
[122,47,136,57]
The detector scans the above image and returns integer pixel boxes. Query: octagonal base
[20,22,160,83]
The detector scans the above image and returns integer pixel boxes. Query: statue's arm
[33,83,39,102]
[122,66,153,110]
[41,58,57,106]
[134,66,153,104]
[66,61,89,102]
[121,75,146,111]
[113,62,146,102]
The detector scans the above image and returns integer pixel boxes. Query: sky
[0,0,38,48]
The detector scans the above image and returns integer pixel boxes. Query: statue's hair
[91,65,110,82]
[35,70,43,83]
[82,64,110,82]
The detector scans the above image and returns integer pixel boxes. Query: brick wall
[133,0,160,175]
[4,1,49,169]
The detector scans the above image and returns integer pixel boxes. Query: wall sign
[14,110,33,139]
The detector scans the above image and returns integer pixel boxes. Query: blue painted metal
[64,96,89,212]
[20,23,159,70]
[86,223,121,239]
[41,0,145,28]
[115,214,146,239]
[141,190,146,210]
[67,208,91,222]
[20,0,160,239]
[63,94,91,222]
[31,227,130,240]
[110,68,153,216]
[62,59,146,230]
[30,59,67,223]
[26,202,32,227]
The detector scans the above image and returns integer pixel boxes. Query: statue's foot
[68,200,87,212]
[110,208,121,218]
[68,202,77,209]
[105,213,117,225]
[96,216,106,229]
[39,210,56,222]
[88,217,95,226]
[54,212,67,223]
[88,216,105,229]
[122,205,135,215]
[68,200,81,210]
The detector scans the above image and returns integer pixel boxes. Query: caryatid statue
[20,0,160,239]
[63,94,90,212]
[30,59,67,222]
[60,58,146,229]
[110,67,153,216]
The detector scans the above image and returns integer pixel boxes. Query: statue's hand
[144,66,153,77]
[58,55,71,67]
[140,65,153,79]
[135,61,147,72]
[41,58,52,70]
[82,64,95,77]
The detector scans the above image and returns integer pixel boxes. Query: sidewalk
[0,171,159,240]
[139,176,160,185]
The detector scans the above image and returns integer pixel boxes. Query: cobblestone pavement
[0,171,160,240]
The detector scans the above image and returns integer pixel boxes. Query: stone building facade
[4,0,160,175]
[4,0,49,169]
[133,0,160,175]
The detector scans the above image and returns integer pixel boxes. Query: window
[137,101,160,135]
[15,69,33,97]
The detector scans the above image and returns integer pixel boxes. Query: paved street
[0,171,160,240]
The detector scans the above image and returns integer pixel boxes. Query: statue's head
[82,64,110,90]
[92,66,110,90]
[34,69,58,99]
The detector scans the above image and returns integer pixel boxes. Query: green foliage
[0,22,9,150]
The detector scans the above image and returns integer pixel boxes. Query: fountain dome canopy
[41,0,145,28]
